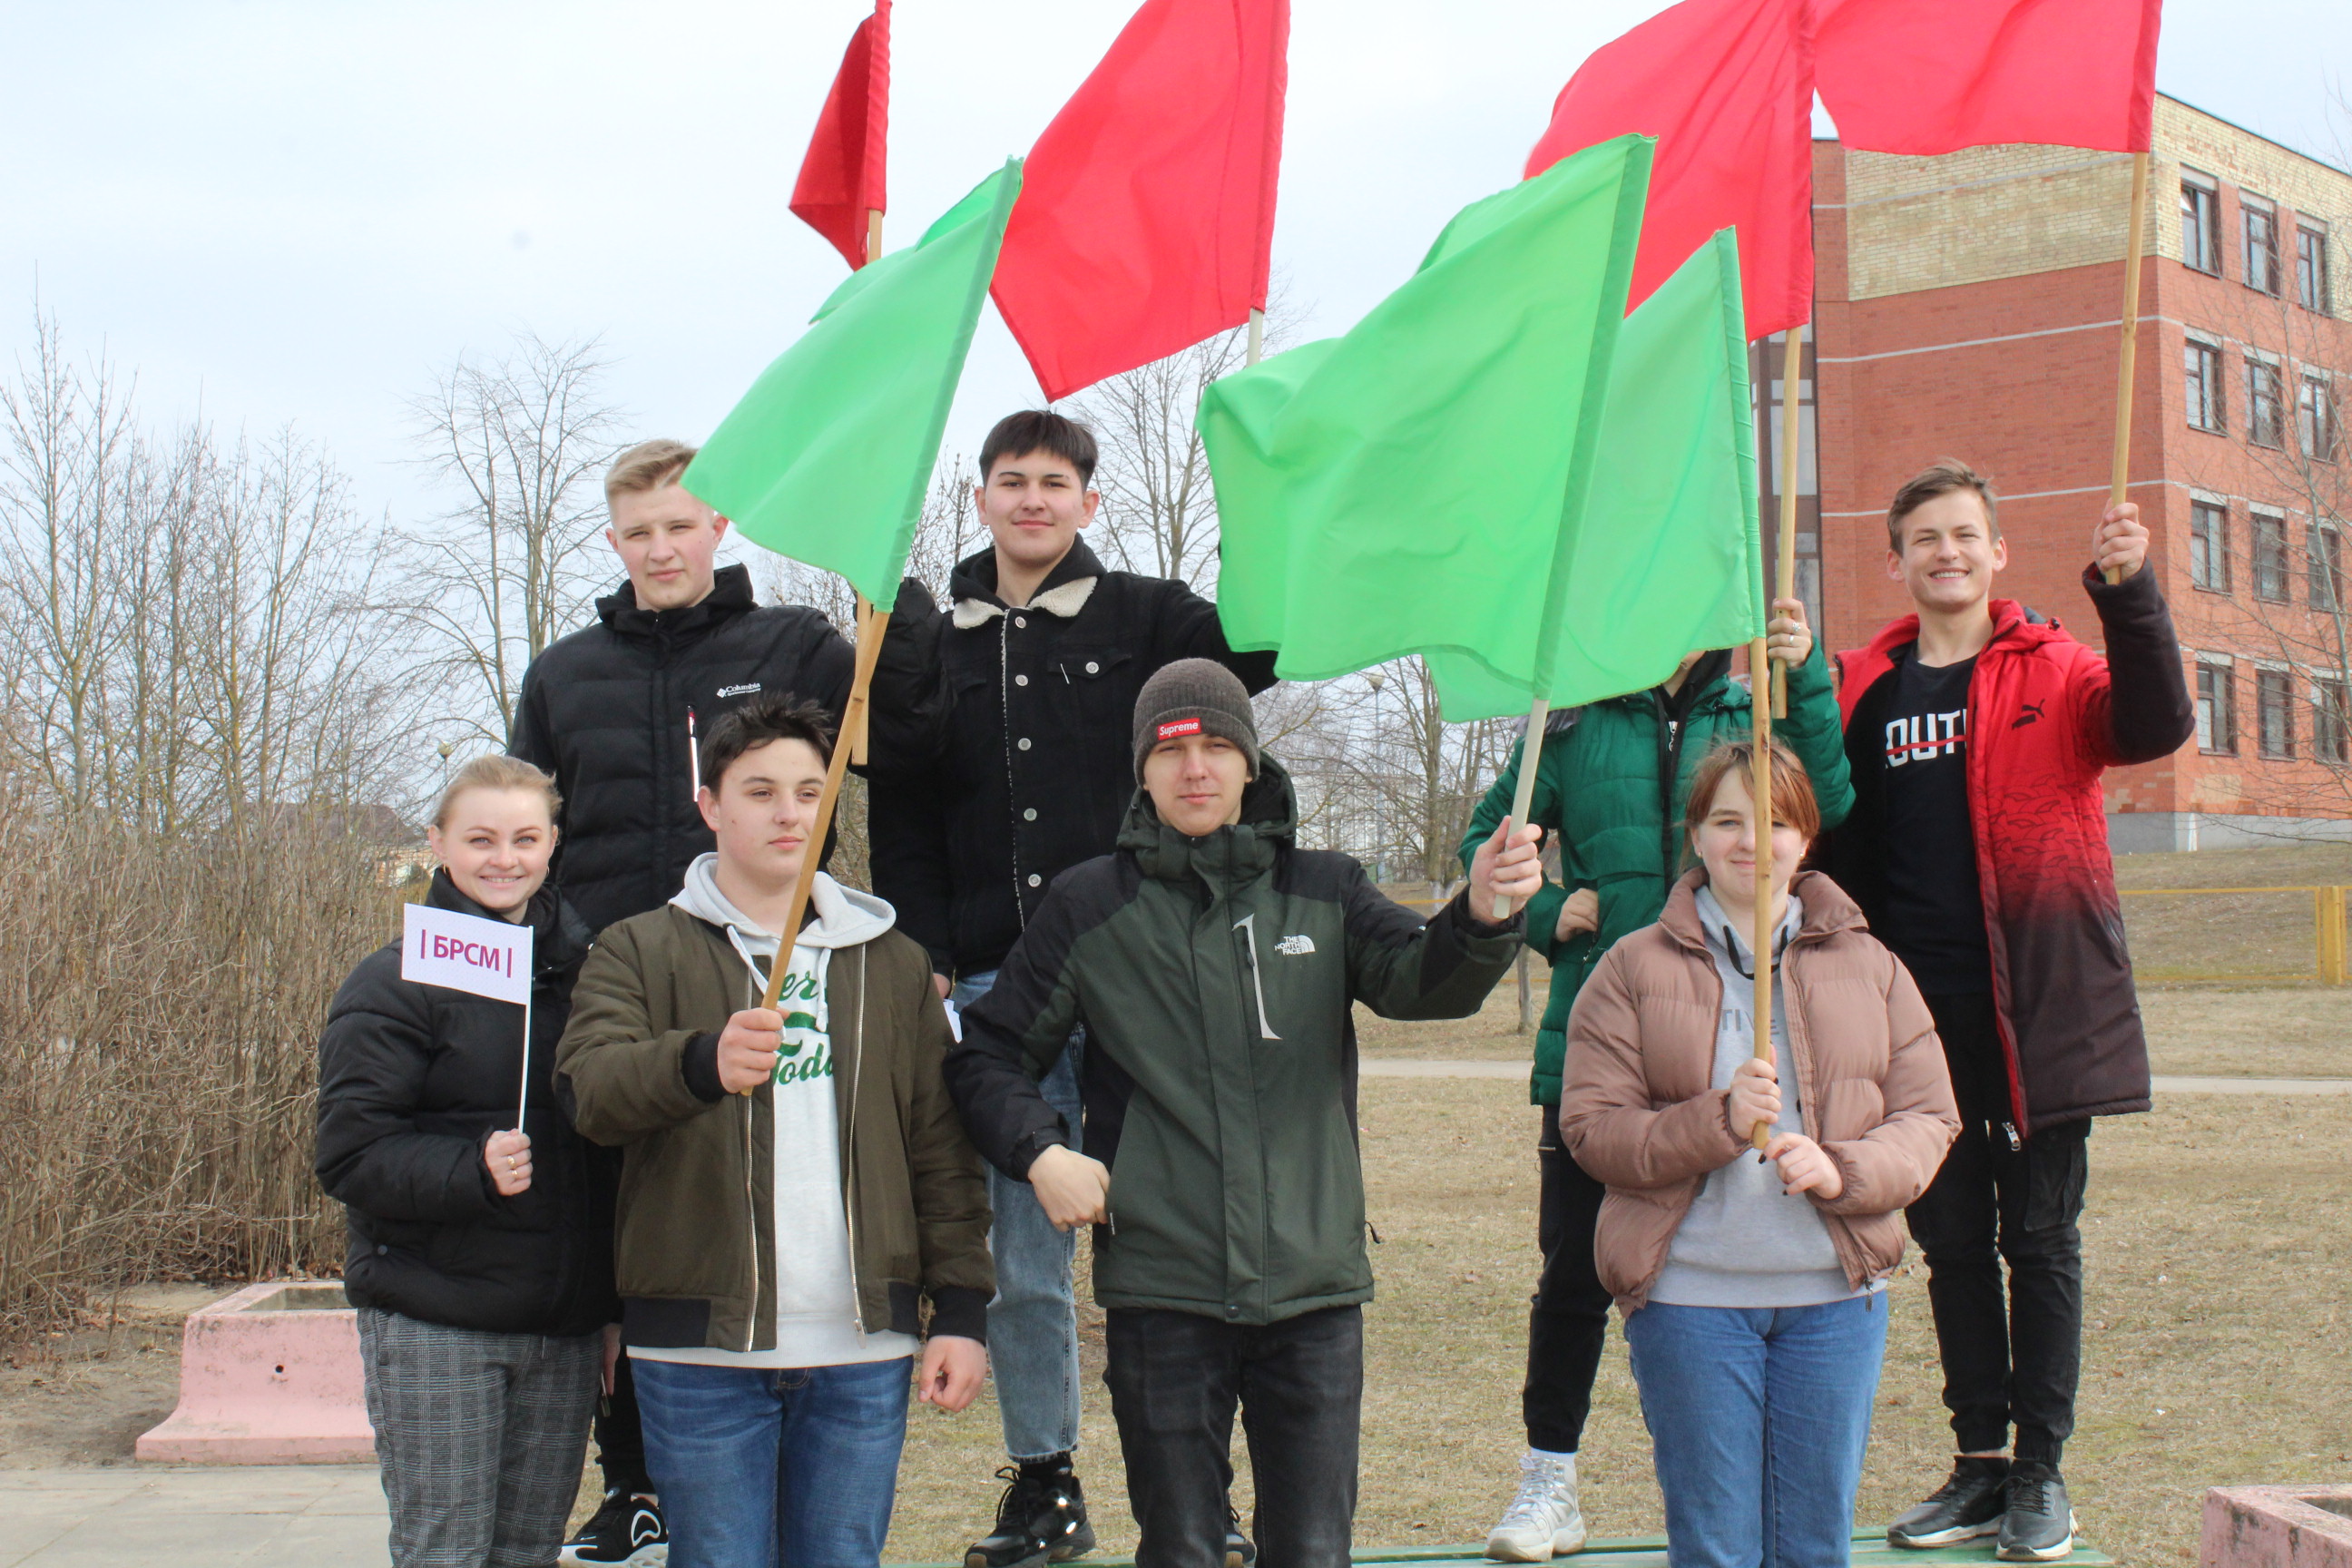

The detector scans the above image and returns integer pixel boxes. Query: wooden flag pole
[1749,638,1775,1153]
[2104,152,2151,587]
[846,205,887,769]
[848,595,878,764]
[1769,329,1805,720]
[1497,698,1552,921]
[757,609,892,1022]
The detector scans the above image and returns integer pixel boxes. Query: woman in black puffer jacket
[317,755,617,1568]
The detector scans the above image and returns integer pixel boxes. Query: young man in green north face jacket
[1455,606,1852,1558]
[947,660,1544,1567]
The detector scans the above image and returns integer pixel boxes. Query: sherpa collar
[947,539,1103,628]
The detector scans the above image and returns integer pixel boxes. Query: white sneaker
[1486,1449,1587,1561]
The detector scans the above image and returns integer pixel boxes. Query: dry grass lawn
[868,1079,2349,1566]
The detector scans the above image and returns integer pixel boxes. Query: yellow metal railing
[2117,885,2349,985]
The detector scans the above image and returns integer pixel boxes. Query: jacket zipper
[842,949,867,1342]
[998,612,1029,932]
[724,942,767,1354]
[1654,698,1691,887]
[1233,913,1281,1039]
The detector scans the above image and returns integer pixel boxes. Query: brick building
[1771,94,2351,849]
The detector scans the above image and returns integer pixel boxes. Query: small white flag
[402,902,533,1005]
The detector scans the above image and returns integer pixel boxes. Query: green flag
[683,160,1022,610]
[1426,228,1765,720]
[1200,135,1651,699]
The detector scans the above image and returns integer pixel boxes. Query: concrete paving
[1361,1059,2352,1093]
[0,1465,387,1568]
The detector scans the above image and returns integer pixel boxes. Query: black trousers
[593,1347,652,1494]
[1524,1103,1612,1454]
[1906,992,2092,1467]
[1105,1304,1362,1568]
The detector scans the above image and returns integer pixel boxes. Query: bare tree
[397,333,625,747]
[0,312,421,831]
[1066,286,1297,591]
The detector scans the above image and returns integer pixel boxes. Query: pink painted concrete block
[2205,1486,2352,1568]
[136,1280,377,1465]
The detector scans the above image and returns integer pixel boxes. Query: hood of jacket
[594,561,760,643]
[1117,753,1299,894]
[426,867,593,980]
[669,856,897,956]
[1654,867,1868,959]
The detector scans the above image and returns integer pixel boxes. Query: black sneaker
[1998,1462,2077,1563]
[1888,1456,2011,1548]
[966,1458,1097,1568]
[1227,1508,1259,1568]
[562,1490,668,1566]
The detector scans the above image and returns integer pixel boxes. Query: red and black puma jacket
[1822,565,2193,1137]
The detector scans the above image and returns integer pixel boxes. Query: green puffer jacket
[1458,645,1853,1106]
[947,757,1524,1326]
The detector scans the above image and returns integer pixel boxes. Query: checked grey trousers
[359,1307,603,1568]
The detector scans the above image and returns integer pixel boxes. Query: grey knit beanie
[1132,659,1260,781]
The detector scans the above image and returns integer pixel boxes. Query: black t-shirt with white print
[1877,652,1992,995]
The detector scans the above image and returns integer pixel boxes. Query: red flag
[1816,0,2161,155]
[993,0,1289,402]
[1525,0,1814,338]
[790,1,891,269]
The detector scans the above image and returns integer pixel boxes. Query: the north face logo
[1276,934,1315,956]
[718,682,760,699]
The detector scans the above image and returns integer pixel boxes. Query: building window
[2257,669,2296,759]
[2318,679,2350,765]
[2198,662,2237,753]
[2300,225,2334,313]
[2253,513,2291,602]
[2311,522,2345,612]
[2298,373,2337,461]
[2190,500,2230,592]
[2185,339,2224,432]
[2181,178,2220,274]
[2248,359,2285,447]
[2243,201,2281,295]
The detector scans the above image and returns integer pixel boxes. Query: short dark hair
[979,410,1098,488]
[1887,459,1999,550]
[700,693,835,792]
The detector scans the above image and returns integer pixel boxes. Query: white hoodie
[627,855,918,1369]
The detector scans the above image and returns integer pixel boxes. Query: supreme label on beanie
[1156,718,1203,740]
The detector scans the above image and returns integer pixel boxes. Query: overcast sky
[4,0,2346,563]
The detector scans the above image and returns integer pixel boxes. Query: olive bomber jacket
[554,901,993,1352]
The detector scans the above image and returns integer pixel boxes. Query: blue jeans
[954,969,1083,1462]
[632,1356,911,1568]
[1624,1295,1888,1568]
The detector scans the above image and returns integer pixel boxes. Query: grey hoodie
[1648,886,1880,1309]
[630,856,916,1368]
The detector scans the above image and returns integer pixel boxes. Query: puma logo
[2011,702,2043,729]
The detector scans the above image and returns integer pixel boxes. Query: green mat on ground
[896,1532,2113,1568]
